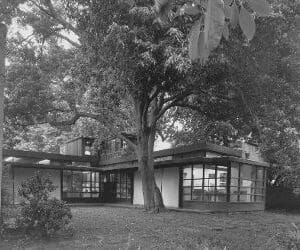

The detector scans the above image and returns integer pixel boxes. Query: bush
[18,171,72,237]
[266,185,300,211]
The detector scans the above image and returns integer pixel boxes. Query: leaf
[230,1,239,28]
[188,0,225,63]
[224,2,231,19]
[222,23,229,40]
[246,0,271,17]
[197,31,210,64]
[181,4,201,16]
[295,15,300,29]
[188,19,202,61]
[239,6,256,40]
[155,0,173,24]
[203,0,225,51]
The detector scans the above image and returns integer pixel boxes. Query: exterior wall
[13,167,61,204]
[1,163,14,206]
[133,167,179,208]
[230,141,264,162]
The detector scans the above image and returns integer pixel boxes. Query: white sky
[8,3,79,51]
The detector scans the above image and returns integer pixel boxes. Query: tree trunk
[0,23,7,224]
[135,100,164,212]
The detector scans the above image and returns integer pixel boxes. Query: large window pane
[183,186,191,195]
[204,178,215,187]
[63,171,102,200]
[204,165,215,178]
[192,187,203,200]
[183,179,192,186]
[193,165,203,179]
[232,164,265,203]
[182,164,231,203]
[257,167,264,182]
[183,167,192,179]
[63,171,72,192]
[217,166,227,188]
[194,179,202,186]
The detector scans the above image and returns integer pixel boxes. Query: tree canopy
[2,0,300,208]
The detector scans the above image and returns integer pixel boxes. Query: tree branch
[163,89,192,104]
[26,110,96,127]
[119,133,137,152]
[54,32,81,48]
[29,0,81,37]
[228,81,262,138]
[44,0,80,36]
[150,99,179,128]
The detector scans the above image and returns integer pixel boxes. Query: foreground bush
[266,185,300,211]
[18,171,72,237]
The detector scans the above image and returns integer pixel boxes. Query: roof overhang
[3,149,98,163]
[100,156,269,171]
[10,162,101,172]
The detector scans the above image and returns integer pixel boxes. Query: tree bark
[0,23,7,224]
[135,99,164,212]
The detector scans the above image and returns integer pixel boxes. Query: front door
[103,182,116,202]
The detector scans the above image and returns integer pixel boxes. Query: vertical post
[237,163,241,202]
[214,165,217,202]
[178,167,183,208]
[0,23,7,221]
[226,161,231,202]
[202,164,205,201]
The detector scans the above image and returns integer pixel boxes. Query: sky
[7,2,79,52]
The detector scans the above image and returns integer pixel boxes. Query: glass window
[194,179,202,186]
[62,170,100,200]
[193,165,203,179]
[204,165,215,178]
[183,167,192,179]
[230,163,265,203]
[192,186,203,200]
[183,164,228,203]
[204,178,215,187]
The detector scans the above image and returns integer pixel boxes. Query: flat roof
[100,156,269,171]
[3,149,98,163]
[11,162,100,172]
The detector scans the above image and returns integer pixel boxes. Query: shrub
[266,185,300,211]
[18,171,72,237]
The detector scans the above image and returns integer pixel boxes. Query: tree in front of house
[4,0,273,211]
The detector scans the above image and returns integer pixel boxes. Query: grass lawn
[1,206,299,249]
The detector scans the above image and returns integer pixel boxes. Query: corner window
[183,162,266,203]
[230,163,265,202]
[182,164,228,202]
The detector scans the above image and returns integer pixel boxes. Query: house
[2,137,269,213]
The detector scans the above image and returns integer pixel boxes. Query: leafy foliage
[18,172,72,237]
[158,0,272,63]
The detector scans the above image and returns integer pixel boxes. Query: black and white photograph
[0,0,300,249]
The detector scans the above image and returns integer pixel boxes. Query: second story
[58,136,265,166]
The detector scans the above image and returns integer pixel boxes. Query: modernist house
[2,137,269,212]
